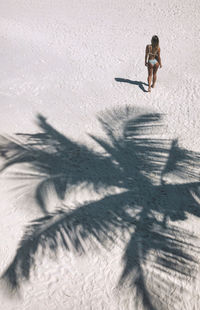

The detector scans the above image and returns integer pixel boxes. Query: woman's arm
[145,45,149,66]
[157,48,162,68]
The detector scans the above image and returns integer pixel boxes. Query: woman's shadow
[115,78,148,93]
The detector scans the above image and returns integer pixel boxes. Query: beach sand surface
[1,1,200,309]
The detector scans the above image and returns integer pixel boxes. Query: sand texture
[1,1,200,309]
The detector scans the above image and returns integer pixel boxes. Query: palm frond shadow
[1,106,200,309]
[0,114,120,214]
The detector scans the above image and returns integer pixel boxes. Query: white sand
[1,1,200,309]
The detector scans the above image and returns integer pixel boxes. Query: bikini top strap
[149,44,158,56]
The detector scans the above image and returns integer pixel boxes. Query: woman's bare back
[147,44,159,60]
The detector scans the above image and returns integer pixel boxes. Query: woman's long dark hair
[151,35,159,53]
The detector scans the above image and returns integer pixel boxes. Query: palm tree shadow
[0,114,119,214]
[1,106,200,309]
[115,77,149,92]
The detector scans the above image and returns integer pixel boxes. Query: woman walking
[145,35,162,92]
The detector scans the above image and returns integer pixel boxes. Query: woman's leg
[152,63,159,88]
[148,63,153,92]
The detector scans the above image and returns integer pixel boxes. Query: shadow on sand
[115,78,149,92]
[1,106,200,309]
